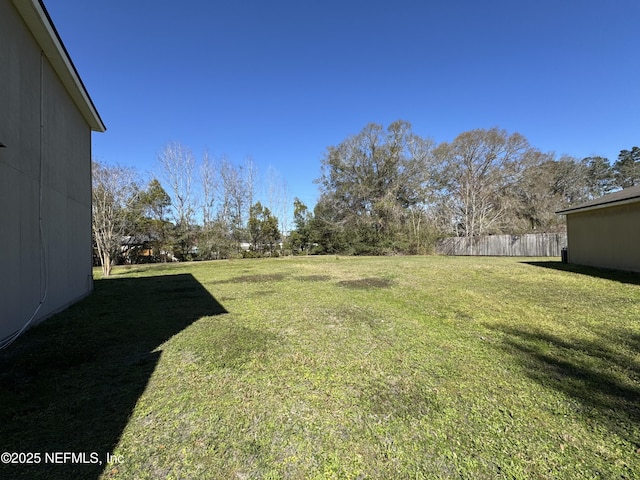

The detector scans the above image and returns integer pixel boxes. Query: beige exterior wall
[0,0,93,345]
[566,202,640,273]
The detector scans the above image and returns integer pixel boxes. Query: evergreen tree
[613,147,640,188]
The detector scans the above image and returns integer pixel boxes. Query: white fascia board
[12,0,106,132]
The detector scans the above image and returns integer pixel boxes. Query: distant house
[120,235,155,263]
[556,185,640,273]
[0,0,105,347]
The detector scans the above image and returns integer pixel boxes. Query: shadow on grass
[523,261,640,286]
[0,273,227,480]
[487,323,640,447]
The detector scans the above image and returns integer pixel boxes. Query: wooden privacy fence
[436,233,567,257]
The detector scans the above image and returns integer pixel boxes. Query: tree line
[92,122,639,274]
[92,142,289,276]
[308,121,638,255]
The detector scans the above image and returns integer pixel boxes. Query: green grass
[1,256,639,479]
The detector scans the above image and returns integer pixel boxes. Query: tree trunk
[101,253,112,277]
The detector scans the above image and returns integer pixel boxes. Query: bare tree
[158,141,198,259]
[216,156,248,248]
[244,156,259,219]
[265,165,291,238]
[433,128,536,237]
[200,148,217,226]
[158,141,196,227]
[92,161,138,276]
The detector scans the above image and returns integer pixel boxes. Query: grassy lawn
[1,256,639,479]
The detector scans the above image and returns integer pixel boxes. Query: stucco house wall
[0,0,105,347]
[558,187,640,273]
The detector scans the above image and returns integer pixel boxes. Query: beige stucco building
[557,185,640,273]
[0,0,105,347]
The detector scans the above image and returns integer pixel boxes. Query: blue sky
[45,0,639,207]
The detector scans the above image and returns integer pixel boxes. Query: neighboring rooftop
[11,0,106,132]
[557,185,640,215]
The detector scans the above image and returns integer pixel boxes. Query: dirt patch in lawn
[210,273,287,285]
[295,275,333,282]
[337,277,393,289]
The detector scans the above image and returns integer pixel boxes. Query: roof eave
[556,196,640,215]
[12,0,106,132]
